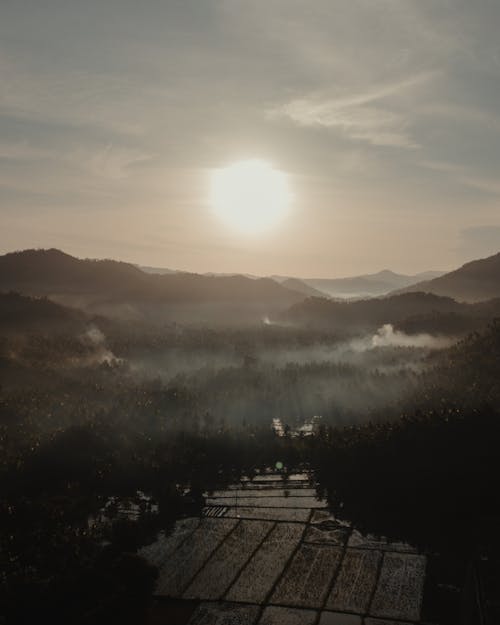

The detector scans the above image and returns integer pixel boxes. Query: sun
[210,159,291,234]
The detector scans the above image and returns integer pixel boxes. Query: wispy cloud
[268,73,435,148]
[272,99,416,148]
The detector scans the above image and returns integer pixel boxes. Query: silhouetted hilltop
[0,249,146,294]
[137,264,177,275]
[0,249,305,322]
[393,252,500,302]
[282,291,500,333]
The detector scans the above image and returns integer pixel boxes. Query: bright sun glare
[211,159,291,234]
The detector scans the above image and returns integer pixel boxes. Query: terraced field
[141,472,427,624]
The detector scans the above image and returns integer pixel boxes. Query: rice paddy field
[141,472,427,624]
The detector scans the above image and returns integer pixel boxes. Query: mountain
[0,249,306,323]
[140,265,259,279]
[0,249,148,295]
[393,252,500,302]
[281,291,500,335]
[138,265,177,275]
[0,291,87,333]
[303,269,445,299]
[202,271,258,279]
[397,298,500,336]
[280,277,328,298]
[412,270,446,281]
[282,292,462,331]
[139,267,443,299]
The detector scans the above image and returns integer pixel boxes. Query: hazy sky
[1,0,500,277]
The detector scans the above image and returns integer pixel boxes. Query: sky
[1,0,500,278]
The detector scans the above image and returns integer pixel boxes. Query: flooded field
[140,472,427,624]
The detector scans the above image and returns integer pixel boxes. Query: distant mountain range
[282,292,460,331]
[392,252,500,302]
[281,250,500,333]
[0,249,305,323]
[139,265,258,280]
[282,291,500,335]
[279,278,327,298]
[301,270,444,298]
[143,266,445,299]
[2,247,500,329]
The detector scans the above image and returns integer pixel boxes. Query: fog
[124,323,453,384]
[0,317,458,430]
[371,324,453,349]
[103,323,456,427]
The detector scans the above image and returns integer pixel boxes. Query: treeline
[308,321,500,624]
[0,402,305,624]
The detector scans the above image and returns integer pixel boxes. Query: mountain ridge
[281,290,500,335]
[392,252,500,302]
[303,269,445,298]
[0,249,306,323]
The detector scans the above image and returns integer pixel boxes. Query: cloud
[268,74,435,148]
[275,100,415,148]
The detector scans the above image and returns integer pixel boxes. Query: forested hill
[392,251,500,302]
[0,292,88,333]
[282,291,500,334]
[0,250,306,322]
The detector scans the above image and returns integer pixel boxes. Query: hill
[139,267,443,299]
[137,265,177,275]
[393,252,500,302]
[282,291,500,334]
[280,277,328,298]
[0,291,87,333]
[0,249,148,294]
[304,269,444,298]
[0,249,306,323]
